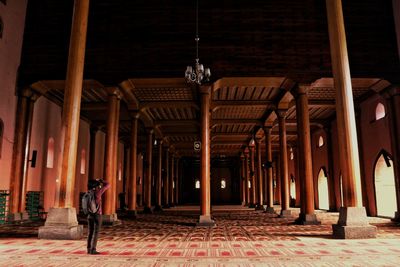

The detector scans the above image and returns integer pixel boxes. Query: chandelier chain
[184,0,211,85]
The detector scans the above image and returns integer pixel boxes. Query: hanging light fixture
[185,0,211,85]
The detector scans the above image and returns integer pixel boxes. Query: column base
[143,206,153,214]
[255,204,265,211]
[263,207,276,214]
[332,207,377,239]
[153,205,163,212]
[102,213,120,225]
[126,210,137,219]
[197,215,215,227]
[391,211,400,222]
[279,209,292,218]
[295,213,321,225]
[196,215,215,226]
[38,207,83,240]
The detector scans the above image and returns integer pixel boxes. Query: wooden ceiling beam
[154,119,200,127]
[211,119,262,127]
[140,101,199,110]
[308,99,336,108]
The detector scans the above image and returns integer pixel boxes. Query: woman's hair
[87,179,101,190]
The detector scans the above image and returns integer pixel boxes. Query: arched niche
[317,167,329,210]
[374,151,396,217]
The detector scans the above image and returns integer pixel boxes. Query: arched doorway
[317,168,329,210]
[290,175,296,206]
[374,152,396,217]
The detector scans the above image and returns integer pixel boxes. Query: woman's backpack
[82,190,99,215]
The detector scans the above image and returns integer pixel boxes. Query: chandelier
[185,0,211,85]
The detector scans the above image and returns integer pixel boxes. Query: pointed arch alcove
[374,150,396,218]
[317,167,329,210]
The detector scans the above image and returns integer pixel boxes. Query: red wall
[0,0,28,190]
[311,129,330,209]
[330,120,342,210]
[359,94,392,216]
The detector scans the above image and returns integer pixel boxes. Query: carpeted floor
[0,206,399,266]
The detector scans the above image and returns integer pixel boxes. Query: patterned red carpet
[0,206,399,266]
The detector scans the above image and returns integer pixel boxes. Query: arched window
[117,162,122,181]
[221,178,226,189]
[248,180,251,188]
[289,147,294,160]
[375,103,386,121]
[317,167,329,210]
[195,179,200,189]
[0,119,3,159]
[46,137,55,168]
[80,149,86,174]
[374,152,396,217]
[173,181,175,189]
[318,136,324,147]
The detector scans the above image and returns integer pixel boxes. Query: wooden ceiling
[31,77,391,157]
[20,0,399,157]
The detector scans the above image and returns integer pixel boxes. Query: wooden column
[163,147,170,208]
[103,89,121,223]
[294,87,319,224]
[39,0,90,240]
[240,153,246,205]
[88,126,98,181]
[154,139,163,211]
[127,114,139,217]
[198,86,214,226]
[384,86,400,221]
[255,138,264,210]
[9,89,36,218]
[277,110,291,217]
[144,129,153,213]
[249,142,256,208]
[175,158,180,205]
[274,153,281,204]
[244,148,250,205]
[326,0,376,238]
[169,154,175,206]
[263,127,275,213]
